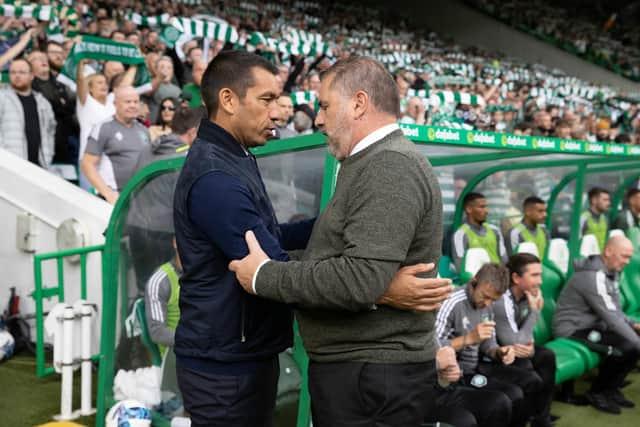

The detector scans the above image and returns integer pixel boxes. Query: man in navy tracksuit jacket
[172,52,314,426]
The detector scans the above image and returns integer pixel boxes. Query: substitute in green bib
[613,188,640,233]
[452,192,508,272]
[507,196,550,258]
[145,239,182,356]
[580,187,610,252]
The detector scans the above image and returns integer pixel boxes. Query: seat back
[547,238,569,275]
[609,228,624,238]
[516,241,540,257]
[134,298,162,367]
[580,234,601,258]
[460,248,491,283]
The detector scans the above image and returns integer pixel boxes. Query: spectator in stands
[181,60,206,109]
[425,346,513,427]
[0,58,56,168]
[613,188,640,232]
[76,59,136,189]
[182,45,203,85]
[532,111,553,137]
[145,238,182,356]
[452,192,508,272]
[0,26,40,70]
[47,40,67,76]
[580,187,611,252]
[596,119,612,142]
[274,93,297,139]
[137,106,201,169]
[103,60,125,86]
[507,196,550,257]
[29,50,78,165]
[293,106,314,135]
[149,56,181,122]
[400,96,426,125]
[81,85,150,204]
[554,120,572,139]
[553,236,640,414]
[436,263,532,427]
[149,97,178,142]
[495,254,557,427]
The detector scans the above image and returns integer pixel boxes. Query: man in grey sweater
[230,56,447,426]
[494,253,556,427]
[553,236,640,414]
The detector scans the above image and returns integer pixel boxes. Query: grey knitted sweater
[255,129,443,363]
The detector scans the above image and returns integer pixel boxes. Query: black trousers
[176,357,279,427]
[473,363,533,427]
[427,384,512,427]
[308,360,437,427]
[572,328,640,393]
[511,346,556,425]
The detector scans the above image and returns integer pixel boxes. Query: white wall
[409,0,640,92]
[0,149,111,342]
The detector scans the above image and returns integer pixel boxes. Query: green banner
[399,124,640,157]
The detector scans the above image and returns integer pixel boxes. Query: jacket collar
[196,119,248,158]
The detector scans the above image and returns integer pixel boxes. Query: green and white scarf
[125,13,170,28]
[0,3,53,21]
[57,35,151,93]
[290,91,318,110]
[161,17,239,48]
[429,91,485,107]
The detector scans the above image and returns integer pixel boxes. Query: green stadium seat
[460,248,490,284]
[133,298,163,367]
[546,238,569,278]
[620,227,640,320]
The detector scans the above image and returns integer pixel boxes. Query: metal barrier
[32,244,105,377]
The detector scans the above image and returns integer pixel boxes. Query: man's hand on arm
[376,263,453,311]
[229,231,271,295]
[634,323,640,334]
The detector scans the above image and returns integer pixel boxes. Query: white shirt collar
[349,123,399,157]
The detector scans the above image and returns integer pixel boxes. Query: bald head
[114,86,140,124]
[603,235,634,272]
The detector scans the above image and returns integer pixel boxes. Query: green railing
[32,244,105,378]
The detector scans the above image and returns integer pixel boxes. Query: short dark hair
[321,55,400,118]
[627,188,640,199]
[11,57,32,72]
[171,107,203,135]
[463,192,485,209]
[506,253,540,278]
[588,187,609,202]
[473,263,510,294]
[523,196,545,209]
[200,50,278,117]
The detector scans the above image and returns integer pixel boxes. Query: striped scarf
[57,35,151,93]
[0,3,54,21]
[125,13,170,28]
[429,91,485,107]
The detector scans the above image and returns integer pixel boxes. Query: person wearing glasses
[0,58,56,169]
[149,97,178,142]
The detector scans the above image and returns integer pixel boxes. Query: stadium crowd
[0,0,639,202]
[466,0,640,82]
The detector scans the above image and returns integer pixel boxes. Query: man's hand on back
[377,263,453,311]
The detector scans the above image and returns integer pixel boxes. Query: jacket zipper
[240,298,246,342]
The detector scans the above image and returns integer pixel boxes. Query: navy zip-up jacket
[173,119,314,372]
